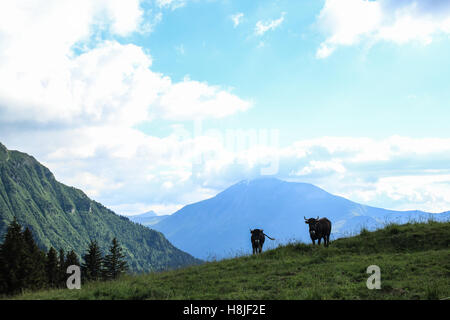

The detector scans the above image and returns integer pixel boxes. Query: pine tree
[82,240,103,282]
[57,248,66,287]
[22,227,47,290]
[45,247,59,288]
[65,250,80,269]
[0,217,28,294]
[103,238,128,280]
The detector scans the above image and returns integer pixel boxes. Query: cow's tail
[263,233,275,240]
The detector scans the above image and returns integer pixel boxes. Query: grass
[9,220,450,300]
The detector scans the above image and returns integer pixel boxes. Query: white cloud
[292,159,347,176]
[231,13,244,28]
[0,1,253,216]
[0,40,163,126]
[156,0,186,10]
[151,77,252,120]
[101,0,144,36]
[280,136,450,212]
[255,12,286,36]
[0,1,250,127]
[343,174,450,213]
[316,0,450,58]
[67,171,124,197]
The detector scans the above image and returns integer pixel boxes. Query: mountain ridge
[0,142,201,272]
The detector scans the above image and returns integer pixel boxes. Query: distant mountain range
[0,142,200,272]
[152,178,450,260]
[128,211,169,227]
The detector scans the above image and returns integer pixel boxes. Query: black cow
[250,229,275,254]
[304,216,332,247]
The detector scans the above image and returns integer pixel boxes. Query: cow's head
[250,229,264,239]
[304,216,319,235]
[251,229,263,234]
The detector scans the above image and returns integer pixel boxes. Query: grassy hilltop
[12,220,450,300]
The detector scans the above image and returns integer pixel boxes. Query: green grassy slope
[0,143,200,272]
[13,221,450,300]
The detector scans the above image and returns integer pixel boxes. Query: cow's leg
[312,239,315,245]
[318,238,321,245]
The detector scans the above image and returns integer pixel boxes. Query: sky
[0,0,449,215]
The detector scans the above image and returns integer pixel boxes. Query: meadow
[11,220,450,300]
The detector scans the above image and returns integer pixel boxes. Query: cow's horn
[316,216,319,220]
[304,216,307,220]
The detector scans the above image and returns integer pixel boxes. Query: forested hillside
[0,143,200,273]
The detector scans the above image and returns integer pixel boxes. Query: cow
[304,216,332,247]
[250,229,275,254]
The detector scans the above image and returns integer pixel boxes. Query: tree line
[0,218,128,296]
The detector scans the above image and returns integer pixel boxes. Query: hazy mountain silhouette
[128,211,169,227]
[152,177,449,260]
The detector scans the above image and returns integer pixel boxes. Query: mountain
[128,211,169,227]
[0,142,200,272]
[152,177,450,260]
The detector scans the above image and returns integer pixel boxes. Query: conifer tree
[57,248,66,287]
[0,217,28,294]
[65,250,80,269]
[103,238,128,280]
[45,247,59,287]
[82,240,103,282]
[22,227,47,290]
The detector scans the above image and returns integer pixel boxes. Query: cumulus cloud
[0,1,253,215]
[152,77,252,120]
[0,1,250,127]
[316,0,450,58]
[255,12,286,36]
[0,41,163,126]
[282,136,450,212]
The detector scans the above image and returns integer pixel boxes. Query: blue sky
[131,0,450,143]
[0,0,449,215]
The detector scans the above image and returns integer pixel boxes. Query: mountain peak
[222,177,324,197]
[133,210,158,218]
[233,177,285,188]
[239,177,283,184]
